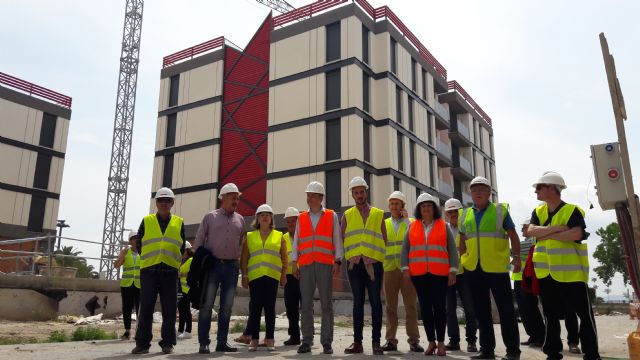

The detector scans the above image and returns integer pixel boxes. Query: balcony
[438,180,454,198]
[435,138,452,166]
[433,101,450,130]
[462,192,473,206]
[451,154,473,181]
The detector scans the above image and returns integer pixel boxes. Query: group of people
[114,170,601,360]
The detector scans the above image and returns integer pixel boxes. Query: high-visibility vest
[120,248,140,288]
[344,207,385,262]
[407,218,450,276]
[383,217,412,272]
[247,229,283,281]
[180,257,193,294]
[451,208,464,275]
[284,232,294,275]
[533,203,589,283]
[460,203,510,273]
[297,210,335,267]
[511,237,535,281]
[140,214,184,269]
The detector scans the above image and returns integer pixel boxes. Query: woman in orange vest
[401,193,459,357]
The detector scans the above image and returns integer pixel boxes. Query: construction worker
[114,230,141,341]
[283,206,302,346]
[443,198,478,353]
[381,191,423,353]
[401,193,459,357]
[512,219,545,348]
[240,204,288,352]
[177,241,194,340]
[341,176,387,355]
[528,171,600,360]
[291,181,343,355]
[195,183,246,354]
[131,187,185,355]
[460,176,521,360]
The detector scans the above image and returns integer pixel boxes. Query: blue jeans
[347,261,383,343]
[198,260,239,346]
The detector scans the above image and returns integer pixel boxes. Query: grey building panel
[0,85,71,119]
[160,49,225,79]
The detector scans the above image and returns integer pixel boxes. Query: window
[39,113,57,148]
[27,196,46,232]
[409,141,416,177]
[362,73,370,113]
[408,98,414,132]
[390,37,397,73]
[363,122,371,163]
[421,68,427,100]
[429,154,436,186]
[427,114,433,145]
[166,113,176,147]
[364,171,372,203]
[416,187,421,199]
[325,69,341,110]
[362,25,369,64]
[326,118,341,161]
[395,86,402,124]
[394,177,400,191]
[411,58,417,91]
[325,169,341,210]
[163,154,174,188]
[479,126,484,150]
[169,75,179,107]
[397,132,404,172]
[33,154,52,190]
[490,135,495,158]
[326,21,341,62]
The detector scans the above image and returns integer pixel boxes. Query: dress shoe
[344,342,364,354]
[198,344,210,354]
[298,343,312,353]
[248,340,258,352]
[467,342,479,352]
[120,331,130,341]
[446,341,461,350]
[215,342,238,352]
[284,337,301,346]
[234,334,251,344]
[323,344,334,354]
[381,341,397,352]
[161,346,173,354]
[266,339,276,351]
[568,343,581,354]
[131,345,149,354]
[470,352,496,359]
[372,342,383,355]
[501,353,520,360]
[409,342,424,352]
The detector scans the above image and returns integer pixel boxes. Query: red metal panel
[0,72,72,108]
[218,15,272,216]
[162,36,225,68]
[448,81,492,126]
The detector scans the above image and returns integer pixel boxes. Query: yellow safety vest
[180,257,193,294]
[284,232,294,275]
[344,207,385,262]
[247,230,283,282]
[460,203,511,273]
[451,208,464,275]
[120,248,140,288]
[383,217,411,272]
[140,214,184,269]
[533,203,589,283]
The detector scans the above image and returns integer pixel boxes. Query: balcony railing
[433,101,450,122]
[459,154,472,174]
[438,180,454,198]
[0,72,72,108]
[457,121,470,141]
[436,138,452,160]
[448,80,492,126]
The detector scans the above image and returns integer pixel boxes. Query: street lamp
[56,220,70,251]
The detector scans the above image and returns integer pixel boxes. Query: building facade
[152,0,497,239]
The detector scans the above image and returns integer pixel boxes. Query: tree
[592,222,628,287]
[54,246,98,279]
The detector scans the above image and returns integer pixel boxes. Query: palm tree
[54,246,98,278]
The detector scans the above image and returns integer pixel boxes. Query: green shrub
[71,327,117,341]
[0,336,39,345]
[48,330,69,342]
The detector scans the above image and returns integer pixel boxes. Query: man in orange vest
[291,181,343,355]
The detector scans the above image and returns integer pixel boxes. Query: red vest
[408,219,450,276]
[297,210,335,266]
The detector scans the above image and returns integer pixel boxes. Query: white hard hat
[387,191,406,204]
[469,176,491,191]
[184,241,192,249]
[155,187,175,199]
[348,176,369,191]
[218,183,241,199]
[416,193,439,207]
[305,181,325,195]
[128,230,139,240]
[444,198,463,212]
[532,171,567,190]
[284,207,300,218]
[255,204,274,215]
[522,218,531,226]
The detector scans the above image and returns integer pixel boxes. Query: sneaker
[131,345,149,354]
[177,332,191,340]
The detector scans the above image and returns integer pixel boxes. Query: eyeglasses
[156,198,173,204]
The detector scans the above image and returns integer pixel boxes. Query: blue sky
[1,0,638,296]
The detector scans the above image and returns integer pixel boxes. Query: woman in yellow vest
[177,241,194,340]
[114,230,141,340]
[240,204,288,351]
[401,193,458,357]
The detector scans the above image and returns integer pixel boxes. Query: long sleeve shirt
[290,207,343,262]
[400,219,459,273]
[240,230,288,280]
[194,208,246,260]
[340,205,388,264]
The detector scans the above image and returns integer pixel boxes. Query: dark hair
[414,201,442,220]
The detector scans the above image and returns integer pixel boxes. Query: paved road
[0,315,634,359]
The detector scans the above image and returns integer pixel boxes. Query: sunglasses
[535,184,550,191]
[156,198,173,204]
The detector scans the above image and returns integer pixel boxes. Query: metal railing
[457,120,471,140]
[448,80,491,126]
[459,154,472,174]
[162,36,225,68]
[433,100,450,122]
[0,72,72,108]
[436,138,452,160]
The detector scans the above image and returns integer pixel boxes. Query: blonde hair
[251,213,274,230]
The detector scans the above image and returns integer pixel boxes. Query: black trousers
[178,293,192,333]
[248,276,279,340]
[465,268,520,355]
[347,261,384,343]
[120,285,140,331]
[135,267,178,348]
[412,273,448,342]
[539,277,600,360]
[564,303,579,345]
[284,274,301,340]
[446,273,478,344]
[514,280,545,342]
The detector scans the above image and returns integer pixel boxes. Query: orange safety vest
[408,218,450,276]
[297,210,335,267]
